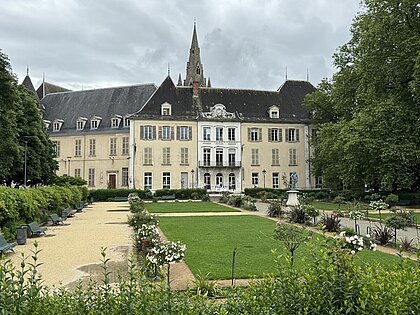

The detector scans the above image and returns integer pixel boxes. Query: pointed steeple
[21,68,39,101]
[207,76,212,88]
[177,73,182,86]
[184,21,206,87]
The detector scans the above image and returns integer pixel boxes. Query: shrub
[288,205,308,224]
[385,193,399,207]
[201,194,210,202]
[268,201,284,218]
[192,272,219,297]
[320,214,341,232]
[227,195,244,208]
[372,224,394,245]
[302,204,319,224]
[89,189,148,201]
[339,226,357,236]
[128,212,159,233]
[130,200,145,213]
[399,237,414,252]
[219,192,230,203]
[154,188,206,200]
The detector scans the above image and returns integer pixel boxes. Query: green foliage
[244,187,287,198]
[372,223,395,245]
[192,272,220,297]
[320,214,341,232]
[274,223,309,266]
[267,201,284,218]
[385,193,399,206]
[154,188,206,200]
[51,174,87,186]
[89,189,148,201]
[288,205,309,224]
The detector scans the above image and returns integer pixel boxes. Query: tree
[305,0,420,191]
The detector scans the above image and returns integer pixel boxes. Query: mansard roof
[42,83,157,134]
[37,82,71,100]
[134,76,315,123]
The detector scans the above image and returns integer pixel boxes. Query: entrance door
[108,174,117,189]
[180,172,189,189]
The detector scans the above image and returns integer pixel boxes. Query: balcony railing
[199,161,241,168]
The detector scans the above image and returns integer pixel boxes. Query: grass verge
[145,201,239,213]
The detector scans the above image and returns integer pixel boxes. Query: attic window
[52,119,64,132]
[271,111,278,118]
[76,117,88,131]
[90,116,102,130]
[111,116,122,128]
[161,103,172,116]
[44,120,51,130]
[124,116,131,128]
[268,106,280,119]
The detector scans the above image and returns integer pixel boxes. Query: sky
[0,0,362,91]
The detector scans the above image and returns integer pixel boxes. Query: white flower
[351,250,356,255]
[366,234,370,238]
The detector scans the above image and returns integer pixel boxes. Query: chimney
[193,81,200,97]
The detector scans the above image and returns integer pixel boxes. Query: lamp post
[262,169,266,189]
[24,140,28,188]
[67,156,72,176]
[191,169,195,188]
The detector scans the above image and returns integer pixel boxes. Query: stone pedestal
[286,190,299,207]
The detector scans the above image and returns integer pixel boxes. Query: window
[272,172,279,189]
[216,148,223,166]
[271,111,278,118]
[161,104,172,116]
[272,148,280,165]
[286,128,300,142]
[229,173,236,190]
[228,128,236,141]
[91,120,100,130]
[252,172,259,187]
[216,127,223,141]
[89,139,96,156]
[144,172,152,189]
[143,147,152,165]
[203,148,210,166]
[311,129,317,141]
[160,126,172,140]
[76,120,84,130]
[122,137,129,155]
[316,176,323,188]
[111,118,120,128]
[289,148,297,165]
[251,148,259,165]
[53,121,62,132]
[178,126,191,140]
[248,128,262,142]
[109,138,117,156]
[52,141,60,157]
[88,168,95,187]
[181,148,189,165]
[162,147,171,165]
[216,173,223,188]
[74,168,81,178]
[162,172,171,189]
[124,117,130,128]
[122,167,129,187]
[204,173,211,189]
[203,127,211,141]
[268,128,282,142]
[141,125,155,140]
[74,139,82,156]
[228,149,236,166]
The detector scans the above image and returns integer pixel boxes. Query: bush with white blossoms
[339,231,377,254]
[128,192,141,205]
[137,224,160,243]
[369,199,389,211]
[146,240,186,267]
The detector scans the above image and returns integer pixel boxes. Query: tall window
[272,148,280,165]
[111,118,120,128]
[88,168,95,187]
[178,126,191,140]
[203,127,211,141]
[268,128,282,142]
[252,172,259,187]
[216,173,223,188]
[204,173,211,189]
[216,127,223,141]
[52,141,60,157]
[228,128,236,141]
[144,147,152,165]
[229,173,236,190]
[286,128,299,142]
[110,138,117,156]
[289,148,297,165]
[161,126,172,140]
[121,137,129,155]
[141,125,155,140]
[272,172,279,189]
[53,122,61,132]
[162,172,171,189]
[316,176,323,188]
[74,139,82,156]
[251,148,259,165]
[144,172,152,189]
[181,148,189,165]
[91,120,99,129]
[248,128,261,142]
[216,148,223,166]
[89,139,96,156]
[162,147,171,165]
[74,168,81,178]
[228,149,236,166]
[124,117,130,127]
[203,148,210,166]
[76,120,84,130]
[122,167,128,187]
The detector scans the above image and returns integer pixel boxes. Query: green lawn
[368,212,420,222]
[145,201,239,213]
[158,215,403,279]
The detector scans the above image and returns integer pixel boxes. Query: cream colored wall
[50,131,130,189]
[131,120,197,190]
[241,122,308,189]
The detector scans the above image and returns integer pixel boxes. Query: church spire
[177,73,182,86]
[184,21,206,87]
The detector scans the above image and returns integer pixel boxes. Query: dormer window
[161,103,172,116]
[52,119,64,132]
[44,120,51,130]
[271,111,278,118]
[124,116,131,128]
[76,117,88,131]
[90,116,102,130]
[111,115,122,128]
[268,105,280,119]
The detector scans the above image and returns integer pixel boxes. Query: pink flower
[276,220,282,225]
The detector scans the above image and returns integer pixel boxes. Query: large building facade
[29,24,317,191]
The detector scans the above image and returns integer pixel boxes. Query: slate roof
[37,82,71,100]
[21,75,40,101]
[42,83,157,135]
[134,76,315,123]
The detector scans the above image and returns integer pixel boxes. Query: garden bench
[62,208,76,219]
[161,194,176,201]
[112,196,129,202]
[75,202,84,212]
[0,234,16,254]
[27,222,47,237]
[49,213,64,225]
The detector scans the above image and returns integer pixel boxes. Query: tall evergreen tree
[305,0,420,191]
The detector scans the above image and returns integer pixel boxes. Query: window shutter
[158,126,162,140]
[285,128,289,142]
[279,128,283,142]
[268,128,272,141]
[171,127,174,140]
[140,126,144,140]
[152,126,156,140]
[177,126,180,140]
[258,128,262,142]
[248,128,251,141]
[296,129,300,142]
[188,126,192,140]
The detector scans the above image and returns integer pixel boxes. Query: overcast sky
[0,0,362,91]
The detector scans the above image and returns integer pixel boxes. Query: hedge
[0,185,87,240]
[154,188,207,199]
[89,188,207,201]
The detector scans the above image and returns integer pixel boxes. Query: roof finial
[26,66,29,76]
[194,17,196,27]
[285,66,288,81]
[167,63,170,76]
[306,68,309,82]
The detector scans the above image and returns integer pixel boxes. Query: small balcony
[199,161,241,168]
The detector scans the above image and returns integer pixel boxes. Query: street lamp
[191,169,195,188]
[262,169,266,189]
[67,156,72,176]
[24,140,28,188]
